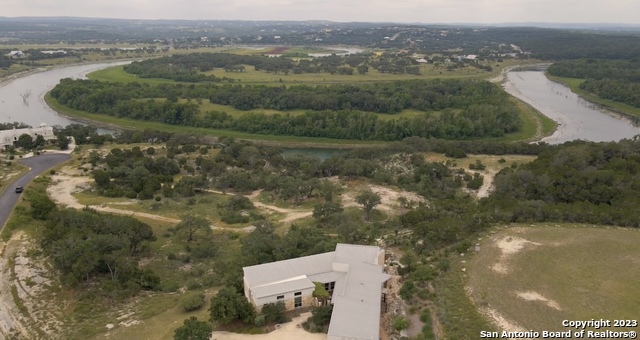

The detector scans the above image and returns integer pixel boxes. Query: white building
[243,243,390,340]
[0,123,55,149]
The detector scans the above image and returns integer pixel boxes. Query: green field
[466,225,640,335]
[546,74,640,118]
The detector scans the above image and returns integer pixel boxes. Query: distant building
[6,50,24,57]
[41,50,67,55]
[243,243,390,340]
[0,123,55,149]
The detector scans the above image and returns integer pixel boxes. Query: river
[0,62,128,132]
[503,70,640,144]
[1,62,639,147]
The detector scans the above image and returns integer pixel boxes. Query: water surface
[504,71,640,144]
[0,62,128,132]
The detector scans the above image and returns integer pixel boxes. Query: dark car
[15,186,23,193]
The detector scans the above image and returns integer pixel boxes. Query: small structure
[243,243,390,340]
[0,123,55,149]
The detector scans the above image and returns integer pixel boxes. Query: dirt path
[211,312,324,340]
[205,189,314,223]
[476,168,498,199]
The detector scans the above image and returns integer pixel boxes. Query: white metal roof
[242,244,388,340]
[252,276,315,299]
[243,252,335,287]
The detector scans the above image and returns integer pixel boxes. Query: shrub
[444,148,466,159]
[399,280,416,300]
[49,169,56,175]
[125,190,138,199]
[393,316,410,331]
[155,196,162,201]
[261,302,287,323]
[254,315,265,327]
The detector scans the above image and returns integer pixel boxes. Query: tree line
[548,59,640,109]
[50,78,523,140]
[123,52,425,81]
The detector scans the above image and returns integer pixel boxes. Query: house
[6,50,24,58]
[0,123,55,149]
[243,243,390,340]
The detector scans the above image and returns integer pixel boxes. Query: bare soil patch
[342,184,426,212]
[210,312,324,340]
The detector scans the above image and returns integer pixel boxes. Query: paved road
[0,153,71,231]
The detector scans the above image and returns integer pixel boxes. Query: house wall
[252,287,315,312]
[0,127,55,148]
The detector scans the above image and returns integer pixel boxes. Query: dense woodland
[548,59,640,109]
[50,78,522,140]
[124,53,426,81]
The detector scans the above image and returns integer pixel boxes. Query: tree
[356,189,382,221]
[261,302,287,323]
[93,170,111,188]
[312,201,343,224]
[30,194,57,220]
[209,287,255,325]
[57,135,70,150]
[175,215,211,242]
[16,134,33,149]
[357,64,369,75]
[174,317,212,340]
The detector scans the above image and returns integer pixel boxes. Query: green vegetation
[490,140,640,227]
[173,317,212,340]
[547,59,640,119]
[50,77,523,141]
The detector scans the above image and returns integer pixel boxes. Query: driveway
[0,153,71,230]
[211,313,326,340]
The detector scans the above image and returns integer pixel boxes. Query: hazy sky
[3,0,639,23]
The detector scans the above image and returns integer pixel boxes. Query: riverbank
[545,73,640,124]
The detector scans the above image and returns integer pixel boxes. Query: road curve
[0,153,71,230]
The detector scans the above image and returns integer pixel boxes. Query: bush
[125,190,138,199]
[261,302,287,323]
[444,148,467,159]
[303,305,333,333]
[161,280,180,293]
[393,316,410,331]
[49,169,56,175]
[399,280,416,300]
[254,315,265,327]
[221,211,250,224]
[8,155,14,160]
[155,196,162,201]
[469,160,486,170]
[187,280,202,291]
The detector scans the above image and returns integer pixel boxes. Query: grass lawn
[466,224,640,333]
[546,74,640,118]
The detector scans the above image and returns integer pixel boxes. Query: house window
[324,281,336,292]
[277,295,284,301]
[294,292,302,308]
